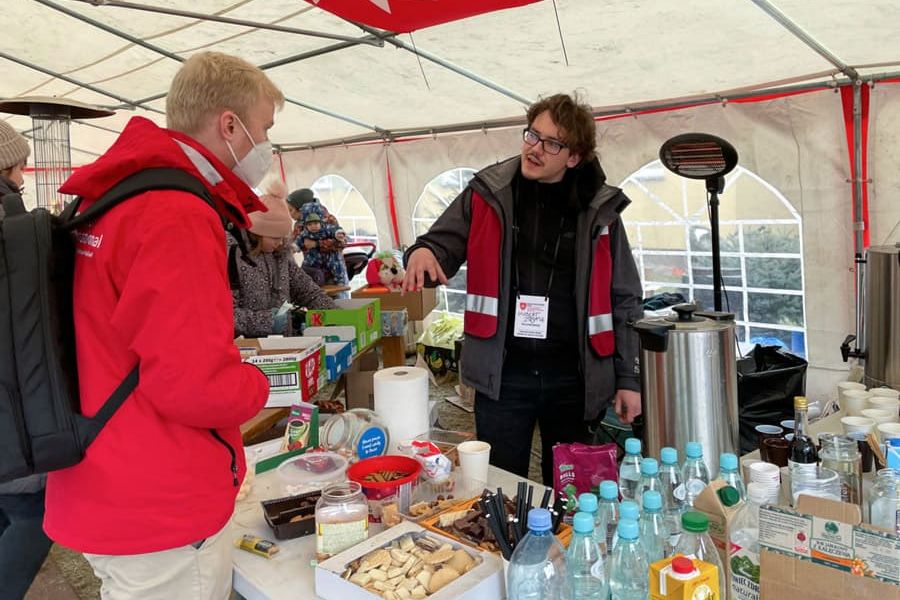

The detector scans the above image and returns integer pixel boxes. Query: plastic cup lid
[573,511,595,534]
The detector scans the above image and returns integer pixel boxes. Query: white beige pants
[84,521,233,600]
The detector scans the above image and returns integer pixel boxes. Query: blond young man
[44,52,280,599]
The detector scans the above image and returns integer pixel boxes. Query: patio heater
[659,133,739,311]
[0,96,114,214]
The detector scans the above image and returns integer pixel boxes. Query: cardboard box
[304,325,358,354]
[650,555,720,600]
[759,495,899,599]
[344,349,379,411]
[238,337,326,407]
[307,299,381,352]
[325,342,352,382]
[352,285,437,321]
[693,480,742,586]
[315,521,503,600]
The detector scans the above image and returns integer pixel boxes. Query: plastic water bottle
[716,452,747,500]
[578,493,606,553]
[610,500,640,552]
[598,480,620,556]
[681,442,710,507]
[639,490,666,564]
[619,438,643,500]
[659,446,684,553]
[567,511,609,600]
[729,483,767,600]
[608,519,649,600]
[507,508,569,600]
[673,511,725,599]
[636,457,662,508]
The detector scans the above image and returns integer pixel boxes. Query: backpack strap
[78,364,140,449]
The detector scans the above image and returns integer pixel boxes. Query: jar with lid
[315,481,370,560]
[868,469,899,534]
[819,433,862,506]
[320,408,390,461]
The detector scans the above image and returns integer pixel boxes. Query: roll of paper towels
[374,366,430,453]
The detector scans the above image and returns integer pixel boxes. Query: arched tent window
[621,160,807,355]
[412,168,476,313]
[311,174,378,287]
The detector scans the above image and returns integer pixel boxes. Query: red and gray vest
[463,192,615,357]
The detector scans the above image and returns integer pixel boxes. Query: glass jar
[819,433,863,506]
[320,408,389,461]
[868,469,900,534]
[315,481,369,560]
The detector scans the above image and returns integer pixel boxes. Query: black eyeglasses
[523,128,568,155]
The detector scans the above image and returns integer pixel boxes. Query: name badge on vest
[513,294,549,339]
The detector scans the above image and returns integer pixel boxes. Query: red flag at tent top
[305,0,541,33]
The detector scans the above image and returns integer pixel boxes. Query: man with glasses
[403,94,643,485]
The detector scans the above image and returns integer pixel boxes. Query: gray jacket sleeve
[288,259,338,310]
[0,473,46,494]
[403,187,472,283]
[609,218,643,392]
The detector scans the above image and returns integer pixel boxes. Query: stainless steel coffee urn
[634,304,739,476]
[862,244,900,388]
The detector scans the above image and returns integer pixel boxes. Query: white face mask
[226,115,273,188]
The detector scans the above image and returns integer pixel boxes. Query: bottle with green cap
[639,489,666,563]
[716,453,747,500]
[608,519,649,600]
[566,511,608,600]
[673,511,725,599]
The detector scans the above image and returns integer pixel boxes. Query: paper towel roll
[373,366,430,453]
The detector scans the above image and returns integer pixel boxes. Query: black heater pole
[707,176,724,311]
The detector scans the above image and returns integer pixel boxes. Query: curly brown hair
[526,93,596,163]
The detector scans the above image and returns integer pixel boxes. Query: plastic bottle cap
[681,511,709,533]
[579,493,598,513]
[527,508,552,532]
[573,511,595,534]
[641,458,659,476]
[890,438,900,447]
[625,437,642,455]
[661,447,678,465]
[717,485,742,507]
[672,556,696,575]
[720,453,738,471]
[620,500,640,521]
[642,490,662,511]
[599,480,619,500]
[617,518,640,540]
[747,482,770,504]
[686,442,703,459]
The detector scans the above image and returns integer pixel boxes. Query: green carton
[306,298,381,352]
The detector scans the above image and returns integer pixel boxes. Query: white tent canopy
[3,0,900,397]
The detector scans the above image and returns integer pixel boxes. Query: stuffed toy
[366,251,405,291]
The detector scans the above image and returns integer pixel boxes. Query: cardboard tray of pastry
[315,520,503,600]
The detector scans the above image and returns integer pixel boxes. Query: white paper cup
[780,420,795,431]
[869,387,900,400]
[876,422,900,442]
[841,390,872,416]
[841,416,876,435]
[837,381,867,401]
[868,396,900,417]
[861,408,897,425]
[749,461,781,483]
[741,458,761,482]
[457,440,491,485]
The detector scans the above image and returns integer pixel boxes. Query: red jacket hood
[60,116,266,227]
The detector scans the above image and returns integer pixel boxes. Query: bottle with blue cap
[507,508,569,600]
[608,518,649,600]
[682,441,711,507]
[716,452,747,500]
[610,500,640,552]
[597,480,620,555]
[639,489,666,564]
[868,439,900,535]
[637,457,663,508]
[619,437,643,500]
[659,446,684,546]
[566,511,609,600]
[578,493,606,552]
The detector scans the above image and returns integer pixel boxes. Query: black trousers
[0,490,53,600]
[475,359,591,485]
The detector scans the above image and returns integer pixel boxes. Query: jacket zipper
[2,383,33,469]
[209,429,239,486]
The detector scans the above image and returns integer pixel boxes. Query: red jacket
[44,117,270,555]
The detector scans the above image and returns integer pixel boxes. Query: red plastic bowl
[347,455,422,501]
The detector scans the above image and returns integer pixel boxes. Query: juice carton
[650,555,719,600]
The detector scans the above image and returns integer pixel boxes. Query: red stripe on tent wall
[840,85,871,249]
[386,156,400,247]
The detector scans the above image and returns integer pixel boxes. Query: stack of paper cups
[747,461,781,504]
[373,367,431,453]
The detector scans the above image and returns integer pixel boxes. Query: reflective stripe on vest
[588,224,616,356]
[463,192,501,338]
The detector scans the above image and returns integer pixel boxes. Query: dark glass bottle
[788,396,818,474]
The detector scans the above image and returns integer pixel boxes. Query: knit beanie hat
[0,121,30,170]
[250,179,293,237]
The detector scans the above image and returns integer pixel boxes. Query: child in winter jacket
[298,202,349,286]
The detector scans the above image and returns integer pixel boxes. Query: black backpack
[0,168,219,483]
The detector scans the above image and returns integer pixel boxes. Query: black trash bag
[737,345,807,455]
